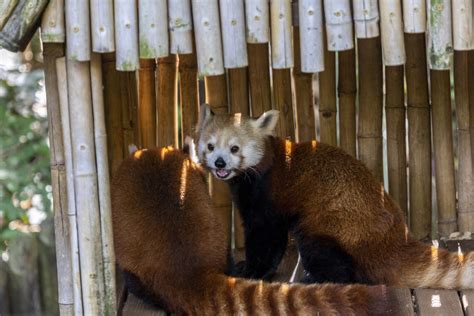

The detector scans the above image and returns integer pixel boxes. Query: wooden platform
[119,239,474,316]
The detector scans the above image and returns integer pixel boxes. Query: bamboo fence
[1,0,473,312]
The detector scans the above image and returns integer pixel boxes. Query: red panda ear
[197,103,214,133]
[252,110,280,135]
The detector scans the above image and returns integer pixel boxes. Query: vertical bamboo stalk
[219,0,248,68]
[403,0,426,33]
[427,0,453,70]
[323,0,354,51]
[380,0,406,66]
[169,0,194,54]
[66,59,106,315]
[179,50,200,140]
[90,0,115,52]
[114,0,139,71]
[0,0,18,30]
[90,53,117,312]
[138,0,169,59]
[120,73,139,157]
[338,48,356,156]
[205,75,232,245]
[454,51,474,231]
[191,0,225,76]
[404,33,432,240]
[138,59,157,148]
[352,0,379,39]
[452,0,474,51]
[293,23,315,142]
[43,44,74,315]
[157,55,179,147]
[298,0,324,73]
[247,43,272,116]
[319,30,337,146]
[56,56,83,316]
[245,0,270,43]
[270,0,294,68]
[41,0,65,43]
[65,0,90,61]
[385,65,408,218]
[273,68,295,139]
[470,51,474,183]
[357,36,384,182]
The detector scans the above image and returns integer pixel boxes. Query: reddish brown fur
[251,137,474,289]
[112,147,391,315]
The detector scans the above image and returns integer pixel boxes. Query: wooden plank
[156,54,178,148]
[272,68,295,140]
[247,43,272,117]
[138,59,157,148]
[414,289,463,316]
[179,49,200,142]
[122,294,167,316]
[387,288,415,316]
[228,67,250,116]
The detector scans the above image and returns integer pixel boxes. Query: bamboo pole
[323,0,353,51]
[0,0,18,30]
[293,23,315,142]
[219,0,248,68]
[403,0,426,33]
[427,0,453,70]
[43,44,74,316]
[138,59,157,148]
[273,68,295,139]
[452,0,474,51]
[90,0,115,53]
[352,0,379,39]
[191,0,225,76]
[65,0,90,61]
[157,55,179,147]
[0,261,9,314]
[357,36,384,182]
[114,0,139,71]
[319,30,337,146]
[247,43,272,117]
[245,0,270,43]
[205,75,232,246]
[338,48,356,156]
[169,0,193,54]
[298,0,324,73]
[90,53,117,312]
[66,59,106,315]
[138,0,169,59]
[179,50,200,140]
[56,56,83,316]
[38,219,59,315]
[404,33,432,240]
[470,51,474,186]
[454,51,473,231]
[120,74,140,157]
[41,0,65,43]
[271,0,294,68]
[380,0,406,66]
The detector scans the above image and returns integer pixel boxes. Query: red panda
[196,104,474,289]
[111,146,390,315]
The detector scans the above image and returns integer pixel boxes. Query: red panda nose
[215,157,226,168]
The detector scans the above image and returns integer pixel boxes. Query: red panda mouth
[216,169,231,179]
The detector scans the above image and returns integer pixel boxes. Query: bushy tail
[399,239,474,289]
[183,274,390,315]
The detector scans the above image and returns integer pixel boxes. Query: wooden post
[179,50,200,140]
[91,53,117,312]
[191,0,225,76]
[293,23,315,142]
[43,43,74,315]
[338,48,356,156]
[318,31,337,146]
[247,43,272,117]
[381,0,407,217]
[114,0,139,71]
[90,0,115,52]
[169,0,194,54]
[219,0,248,68]
[156,55,179,147]
[404,32,432,240]
[454,51,473,231]
[205,75,232,245]
[65,0,90,61]
[66,58,106,315]
[356,41,384,184]
[138,0,169,59]
[41,0,65,43]
[138,59,157,148]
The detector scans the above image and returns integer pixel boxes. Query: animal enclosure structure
[1,0,474,314]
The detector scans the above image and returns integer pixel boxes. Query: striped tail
[399,239,474,289]
[182,274,391,315]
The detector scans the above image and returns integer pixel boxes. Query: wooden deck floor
[119,238,474,315]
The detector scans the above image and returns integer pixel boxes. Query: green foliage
[0,52,50,251]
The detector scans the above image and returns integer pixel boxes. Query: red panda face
[195,104,280,180]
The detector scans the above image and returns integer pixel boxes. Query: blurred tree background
[0,36,59,315]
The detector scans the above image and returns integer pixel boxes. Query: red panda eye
[231,146,239,154]
[207,143,214,151]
